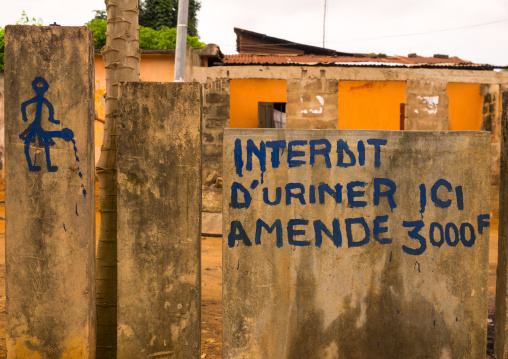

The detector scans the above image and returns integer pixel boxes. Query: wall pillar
[201,78,229,213]
[4,25,95,357]
[286,69,338,129]
[405,78,449,130]
[117,82,202,358]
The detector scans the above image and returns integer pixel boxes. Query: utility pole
[174,0,189,82]
[323,0,327,48]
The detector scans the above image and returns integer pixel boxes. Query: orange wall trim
[338,81,406,130]
[229,79,287,128]
[447,83,483,131]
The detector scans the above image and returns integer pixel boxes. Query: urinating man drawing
[20,77,74,172]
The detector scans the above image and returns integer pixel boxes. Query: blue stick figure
[19,77,74,172]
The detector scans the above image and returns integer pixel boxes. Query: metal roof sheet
[222,54,463,64]
[220,54,493,69]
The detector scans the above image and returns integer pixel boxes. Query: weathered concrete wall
[223,129,490,358]
[495,89,508,358]
[202,77,229,213]
[193,66,508,85]
[4,26,95,357]
[286,70,338,129]
[481,85,502,218]
[117,82,202,358]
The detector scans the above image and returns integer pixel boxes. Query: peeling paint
[416,96,439,115]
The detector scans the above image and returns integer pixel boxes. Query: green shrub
[86,19,107,49]
[85,19,205,50]
[0,12,42,72]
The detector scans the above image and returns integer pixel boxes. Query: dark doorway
[258,102,286,128]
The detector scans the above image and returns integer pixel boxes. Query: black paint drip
[70,139,86,215]
[70,139,80,162]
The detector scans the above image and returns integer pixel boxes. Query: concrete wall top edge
[193,66,508,85]
[224,128,491,136]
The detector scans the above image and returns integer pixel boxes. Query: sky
[1,0,507,66]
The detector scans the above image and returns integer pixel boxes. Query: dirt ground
[0,187,498,358]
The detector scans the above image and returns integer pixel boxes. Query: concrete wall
[202,77,230,213]
[223,129,491,358]
[193,66,508,213]
[117,82,202,358]
[479,84,503,217]
[4,25,95,358]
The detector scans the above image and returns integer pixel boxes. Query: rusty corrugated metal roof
[234,27,357,57]
[219,54,493,69]
[225,28,499,69]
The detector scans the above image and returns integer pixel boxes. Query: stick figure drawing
[19,77,74,172]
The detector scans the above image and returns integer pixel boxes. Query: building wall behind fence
[338,80,406,130]
[139,53,175,82]
[229,79,286,128]
[448,83,483,131]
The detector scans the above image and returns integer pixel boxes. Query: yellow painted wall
[229,79,287,128]
[338,81,406,130]
[94,53,175,164]
[447,83,483,130]
[139,54,175,82]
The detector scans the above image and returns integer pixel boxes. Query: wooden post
[4,26,95,357]
[496,89,508,358]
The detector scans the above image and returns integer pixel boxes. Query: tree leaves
[85,19,205,50]
[1,11,43,72]
[86,19,107,49]
[139,0,201,37]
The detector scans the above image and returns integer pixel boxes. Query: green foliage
[86,19,107,49]
[16,11,43,26]
[85,19,205,50]
[92,10,107,20]
[0,11,43,72]
[139,0,201,37]
[139,25,205,49]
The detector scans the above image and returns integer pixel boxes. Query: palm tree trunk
[96,1,139,357]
